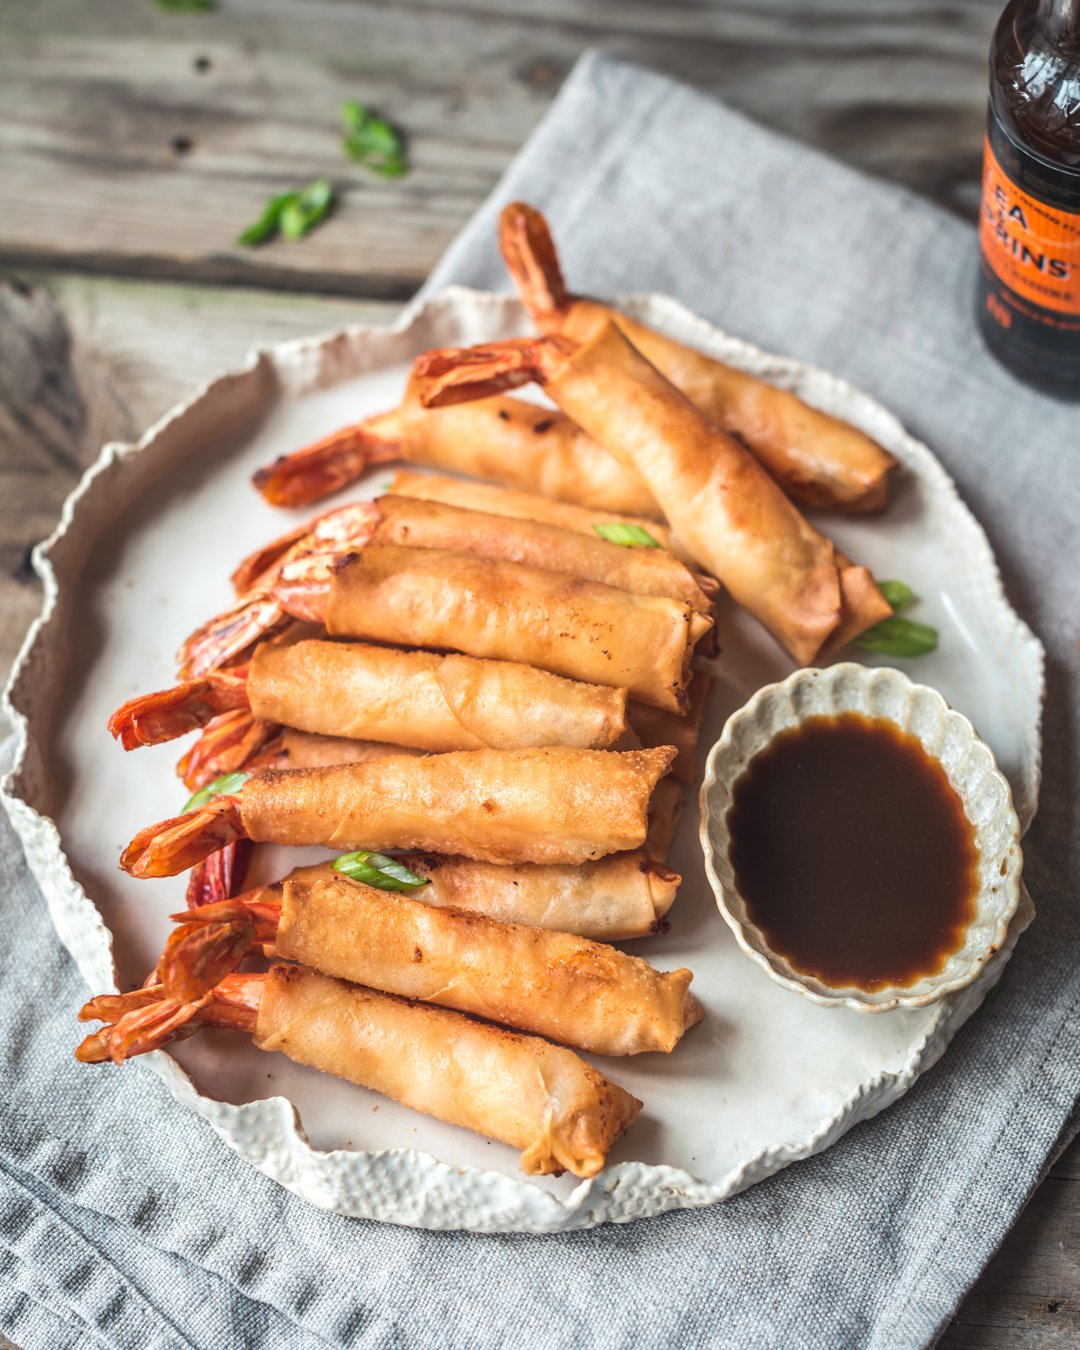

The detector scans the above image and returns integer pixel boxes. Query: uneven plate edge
[0,286,1045,1233]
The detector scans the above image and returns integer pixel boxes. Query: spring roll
[325,545,710,712]
[426,324,888,664]
[249,639,629,752]
[500,201,896,512]
[241,746,676,865]
[391,374,662,518]
[254,965,641,1177]
[266,853,678,943]
[629,672,713,784]
[277,873,701,1056]
[389,468,687,561]
[255,729,424,771]
[370,495,713,612]
[392,853,679,940]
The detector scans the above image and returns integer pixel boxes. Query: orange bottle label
[979,135,1080,316]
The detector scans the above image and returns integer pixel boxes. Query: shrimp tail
[498,202,574,327]
[184,838,254,909]
[252,411,403,509]
[178,710,278,791]
[413,337,573,409]
[177,593,292,680]
[75,971,263,1064]
[120,795,246,880]
[155,899,258,1003]
[108,671,250,750]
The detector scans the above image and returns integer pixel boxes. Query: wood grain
[0,0,998,296]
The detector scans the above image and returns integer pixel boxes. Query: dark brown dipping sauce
[727,713,978,991]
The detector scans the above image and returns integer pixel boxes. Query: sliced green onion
[853,617,938,658]
[236,191,298,248]
[593,523,660,548]
[278,177,334,240]
[182,771,250,814]
[333,850,430,893]
[237,179,334,248]
[877,579,915,613]
[341,101,408,178]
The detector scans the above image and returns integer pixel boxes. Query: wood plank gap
[0,249,422,303]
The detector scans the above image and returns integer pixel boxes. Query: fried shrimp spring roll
[252,373,664,518]
[120,746,678,877]
[393,853,679,939]
[415,330,890,664]
[257,968,642,1175]
[499,201,897,513]
[324,545,710,711]
[274,873,702,1055]
[78,965,641,1178]
[371,494,714,612]
[389,469,688,560]
[121,641,630,757]
[242,746,676,863]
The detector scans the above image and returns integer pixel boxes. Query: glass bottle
[976,0,1080,398]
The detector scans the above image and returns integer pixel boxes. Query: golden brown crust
[325,544,705,711]
[248,639,628,752]
[389,468,687,560]
[395,373,663,519]
[253,965,642,1177]
[370,495,713,613]
[277,852,679,940]
[556,299,896,514]
[239,745,676,865]
[276,873,701,1055]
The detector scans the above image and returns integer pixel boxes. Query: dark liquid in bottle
[976,0,1080,398]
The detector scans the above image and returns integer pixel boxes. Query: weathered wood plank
[0,0,998,296]
[0,272,396,678]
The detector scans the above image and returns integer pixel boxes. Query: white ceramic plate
[2,287,1043,1233]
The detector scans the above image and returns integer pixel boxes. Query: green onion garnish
[237,178,335,248]
[182,771,250,814]
[333,850,430,893]
[593,523,660,548]
[341,101,408,179]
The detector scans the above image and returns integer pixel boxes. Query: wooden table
[0,3,1075,1346]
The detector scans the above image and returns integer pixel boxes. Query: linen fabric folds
[2,51,1078,1350]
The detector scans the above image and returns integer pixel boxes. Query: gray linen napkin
[2,50,1078,1350]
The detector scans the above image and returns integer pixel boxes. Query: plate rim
[1,284,1045,1233]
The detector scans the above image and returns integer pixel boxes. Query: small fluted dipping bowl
[699,663,1023,1012]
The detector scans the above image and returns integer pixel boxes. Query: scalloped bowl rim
[700,663,1024,1013]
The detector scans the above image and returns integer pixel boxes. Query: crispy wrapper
[325,544,709,712]
[249,639,628,752]
[389,467,687,561]
[370,495,713,612]
[276,873,702,1055]
[254,965,642,1177]
[541,324,889,663]
[551,299,896,514]
[239,746,676,865]
[394,373,662,518]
